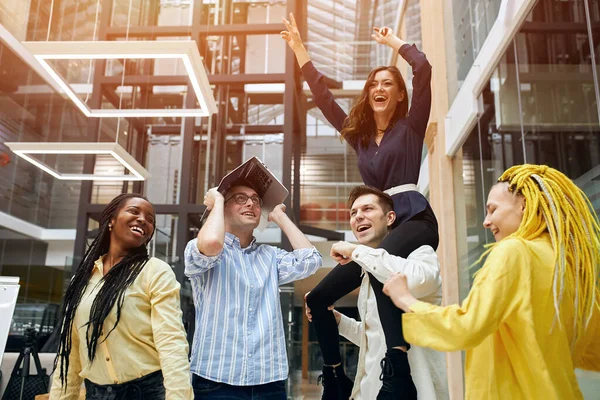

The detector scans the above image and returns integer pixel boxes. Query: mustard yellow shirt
[403,234,596,399]
[50,256,193,400]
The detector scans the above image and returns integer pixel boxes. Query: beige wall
[418,1,464,399]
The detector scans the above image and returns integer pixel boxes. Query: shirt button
[248,353,252,358]
[113,380,118,384]
[249,308,252,312]
[106,357,110,362]
[251,285,254,288]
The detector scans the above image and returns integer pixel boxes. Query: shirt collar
[224,232,257,250]
[94,256,104,275]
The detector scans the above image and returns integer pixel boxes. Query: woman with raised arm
[50,194,192,400]
[383,164,600,399]
[282,13,437,400]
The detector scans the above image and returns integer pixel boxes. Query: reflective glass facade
[1,0,599,398]
[456,0,599,395]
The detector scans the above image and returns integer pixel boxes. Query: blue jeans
[84,370,165,400]
[192,374,286,400]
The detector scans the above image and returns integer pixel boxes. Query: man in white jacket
[307,185,448,399]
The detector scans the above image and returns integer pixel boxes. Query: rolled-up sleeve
[276,246,322,285]
[184,239,223,278]
[352,245,441,299]
[338,314,363,346]
[148,263,193,399]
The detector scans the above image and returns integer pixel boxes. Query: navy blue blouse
[301,44,432,225]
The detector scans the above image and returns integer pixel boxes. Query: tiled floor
[290,369,600,399]
[288,371,324,399]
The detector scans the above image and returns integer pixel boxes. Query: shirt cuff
[337,314,359,345]
[402,301,438,346]
[408,300,436,313]
[351,245,394,280]
[294,246,321,257]
[185,239,222,262]
[338,313,352,331]
[398,43,413,57]
[300,60,317,78]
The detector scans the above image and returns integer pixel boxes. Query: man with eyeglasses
[184,177,322,399]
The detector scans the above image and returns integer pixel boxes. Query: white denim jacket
[337,245,449,400]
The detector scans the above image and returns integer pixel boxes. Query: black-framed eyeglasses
[225,193,263,207]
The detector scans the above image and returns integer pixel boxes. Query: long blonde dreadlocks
[482,164,600,347]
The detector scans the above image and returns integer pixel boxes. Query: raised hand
[203,187,223,211]
[281,13,304,50]
[372,26,393,45]
[268,203,286,223]
[372,26,405,51]
[281,13,311,67]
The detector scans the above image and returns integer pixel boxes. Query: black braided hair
[54,193,156,388]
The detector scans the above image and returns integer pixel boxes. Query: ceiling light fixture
[22,40,217,117]
[5,142,151,181]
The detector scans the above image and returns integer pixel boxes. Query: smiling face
[483,182,525,242]
[223,185,262,232]
[367,69,405,117]
[350,193,395,247]
[109,197,155,250]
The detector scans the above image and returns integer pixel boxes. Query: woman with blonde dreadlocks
[382,164,600,399]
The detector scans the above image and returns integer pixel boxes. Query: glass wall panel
[459,0,600,292]
[0,42,86,228]
[457,2,600,392]
[457,2,600,393]
[0,228,65,352]
[111,0,156,28]
[148,214,179,265]
[452,0,502,89]
[146,135,183,205]
[405,0,422,52]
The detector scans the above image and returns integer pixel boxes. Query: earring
[108,224,112,231]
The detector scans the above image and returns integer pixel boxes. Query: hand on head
[204,187,223,211]
[268,203,286,222]
[281,13,303,49]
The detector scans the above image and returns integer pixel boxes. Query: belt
[384,184,418,196]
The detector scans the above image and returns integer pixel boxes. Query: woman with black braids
[49,194,193,400]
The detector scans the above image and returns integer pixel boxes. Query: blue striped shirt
[184,233,322,385]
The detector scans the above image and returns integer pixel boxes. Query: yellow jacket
[403,234,598,399]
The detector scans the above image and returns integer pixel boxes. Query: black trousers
[306,205,439,365]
